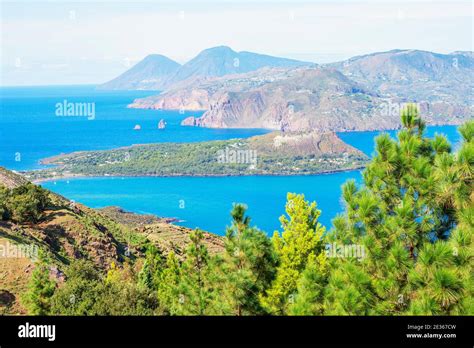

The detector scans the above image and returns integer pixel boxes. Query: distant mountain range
[99,46,313,90]
[127,49,473,132]
[100,47,473,132]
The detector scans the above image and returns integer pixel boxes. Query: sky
[1,0,473,86]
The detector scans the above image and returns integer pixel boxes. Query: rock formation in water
[158,119,166,129]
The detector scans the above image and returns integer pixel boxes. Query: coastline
[25,123,461,185]
[127,100,468,133]
[30,165,366,184]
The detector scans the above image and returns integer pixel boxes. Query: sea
[0,85,462,235]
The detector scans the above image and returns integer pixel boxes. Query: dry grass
[0,238,35,315]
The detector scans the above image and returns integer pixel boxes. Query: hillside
[0,167,223,314]
[128,66,300,110]
[99,46,312,91]
[23,131,368,180]
[129,49,473,132]
[98,207,224,257]
[178,67,388,131]
[329,49,474,105]
[0,167,29,189]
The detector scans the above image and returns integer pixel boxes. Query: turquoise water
[42,172,362,235]
[1,86,462,235]
[338,126,462,156]
[0,85,269,170]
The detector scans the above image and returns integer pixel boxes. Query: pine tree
[321,105,473,315]
[210,204,276,315]
[138,259,153,289]
[261,193,326,314]
[22,251,56,315]
[51,260,162,315]
[169,230,213,315]
[50,260,102,315]
[408,120,474,314]
[157,251,182,315]
[138,245,164,290]
[7,184,50,223]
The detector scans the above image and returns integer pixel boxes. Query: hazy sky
[1,0,472,86]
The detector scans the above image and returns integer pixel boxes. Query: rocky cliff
[129,49,473,132]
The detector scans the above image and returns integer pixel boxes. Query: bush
[1,183,51,223]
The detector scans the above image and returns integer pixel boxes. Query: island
[23,131,368,181]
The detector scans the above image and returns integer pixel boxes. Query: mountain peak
[193,46,238,61]
[142,53,176,61]
[201,45,236,54]
[98,54,181,90]
[100,46,311,90]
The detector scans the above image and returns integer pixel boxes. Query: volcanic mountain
[99,46,312,90]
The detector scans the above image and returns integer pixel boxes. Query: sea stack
[133,124,141,130]
[158,119,166,129]
[181,116,200,126]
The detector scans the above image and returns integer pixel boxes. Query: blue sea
[0,85,462,235]
[339,127,462,156]
[41,173,361,235]
[0,85,269,170]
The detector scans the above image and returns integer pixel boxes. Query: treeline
[24,107,473,315]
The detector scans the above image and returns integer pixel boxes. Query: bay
[0,85,269,170]
[41,172,362,235]
[1,85,462,235]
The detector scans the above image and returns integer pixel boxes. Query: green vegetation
[24,132,367,181]
[260,194,326,314]
[210,205,276,315]
[48,260,162,315]
[0,168,225,314]
[21,252,56,315]
[0,183,50,223]
[323,105,473,315]
[11,106,474,315]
